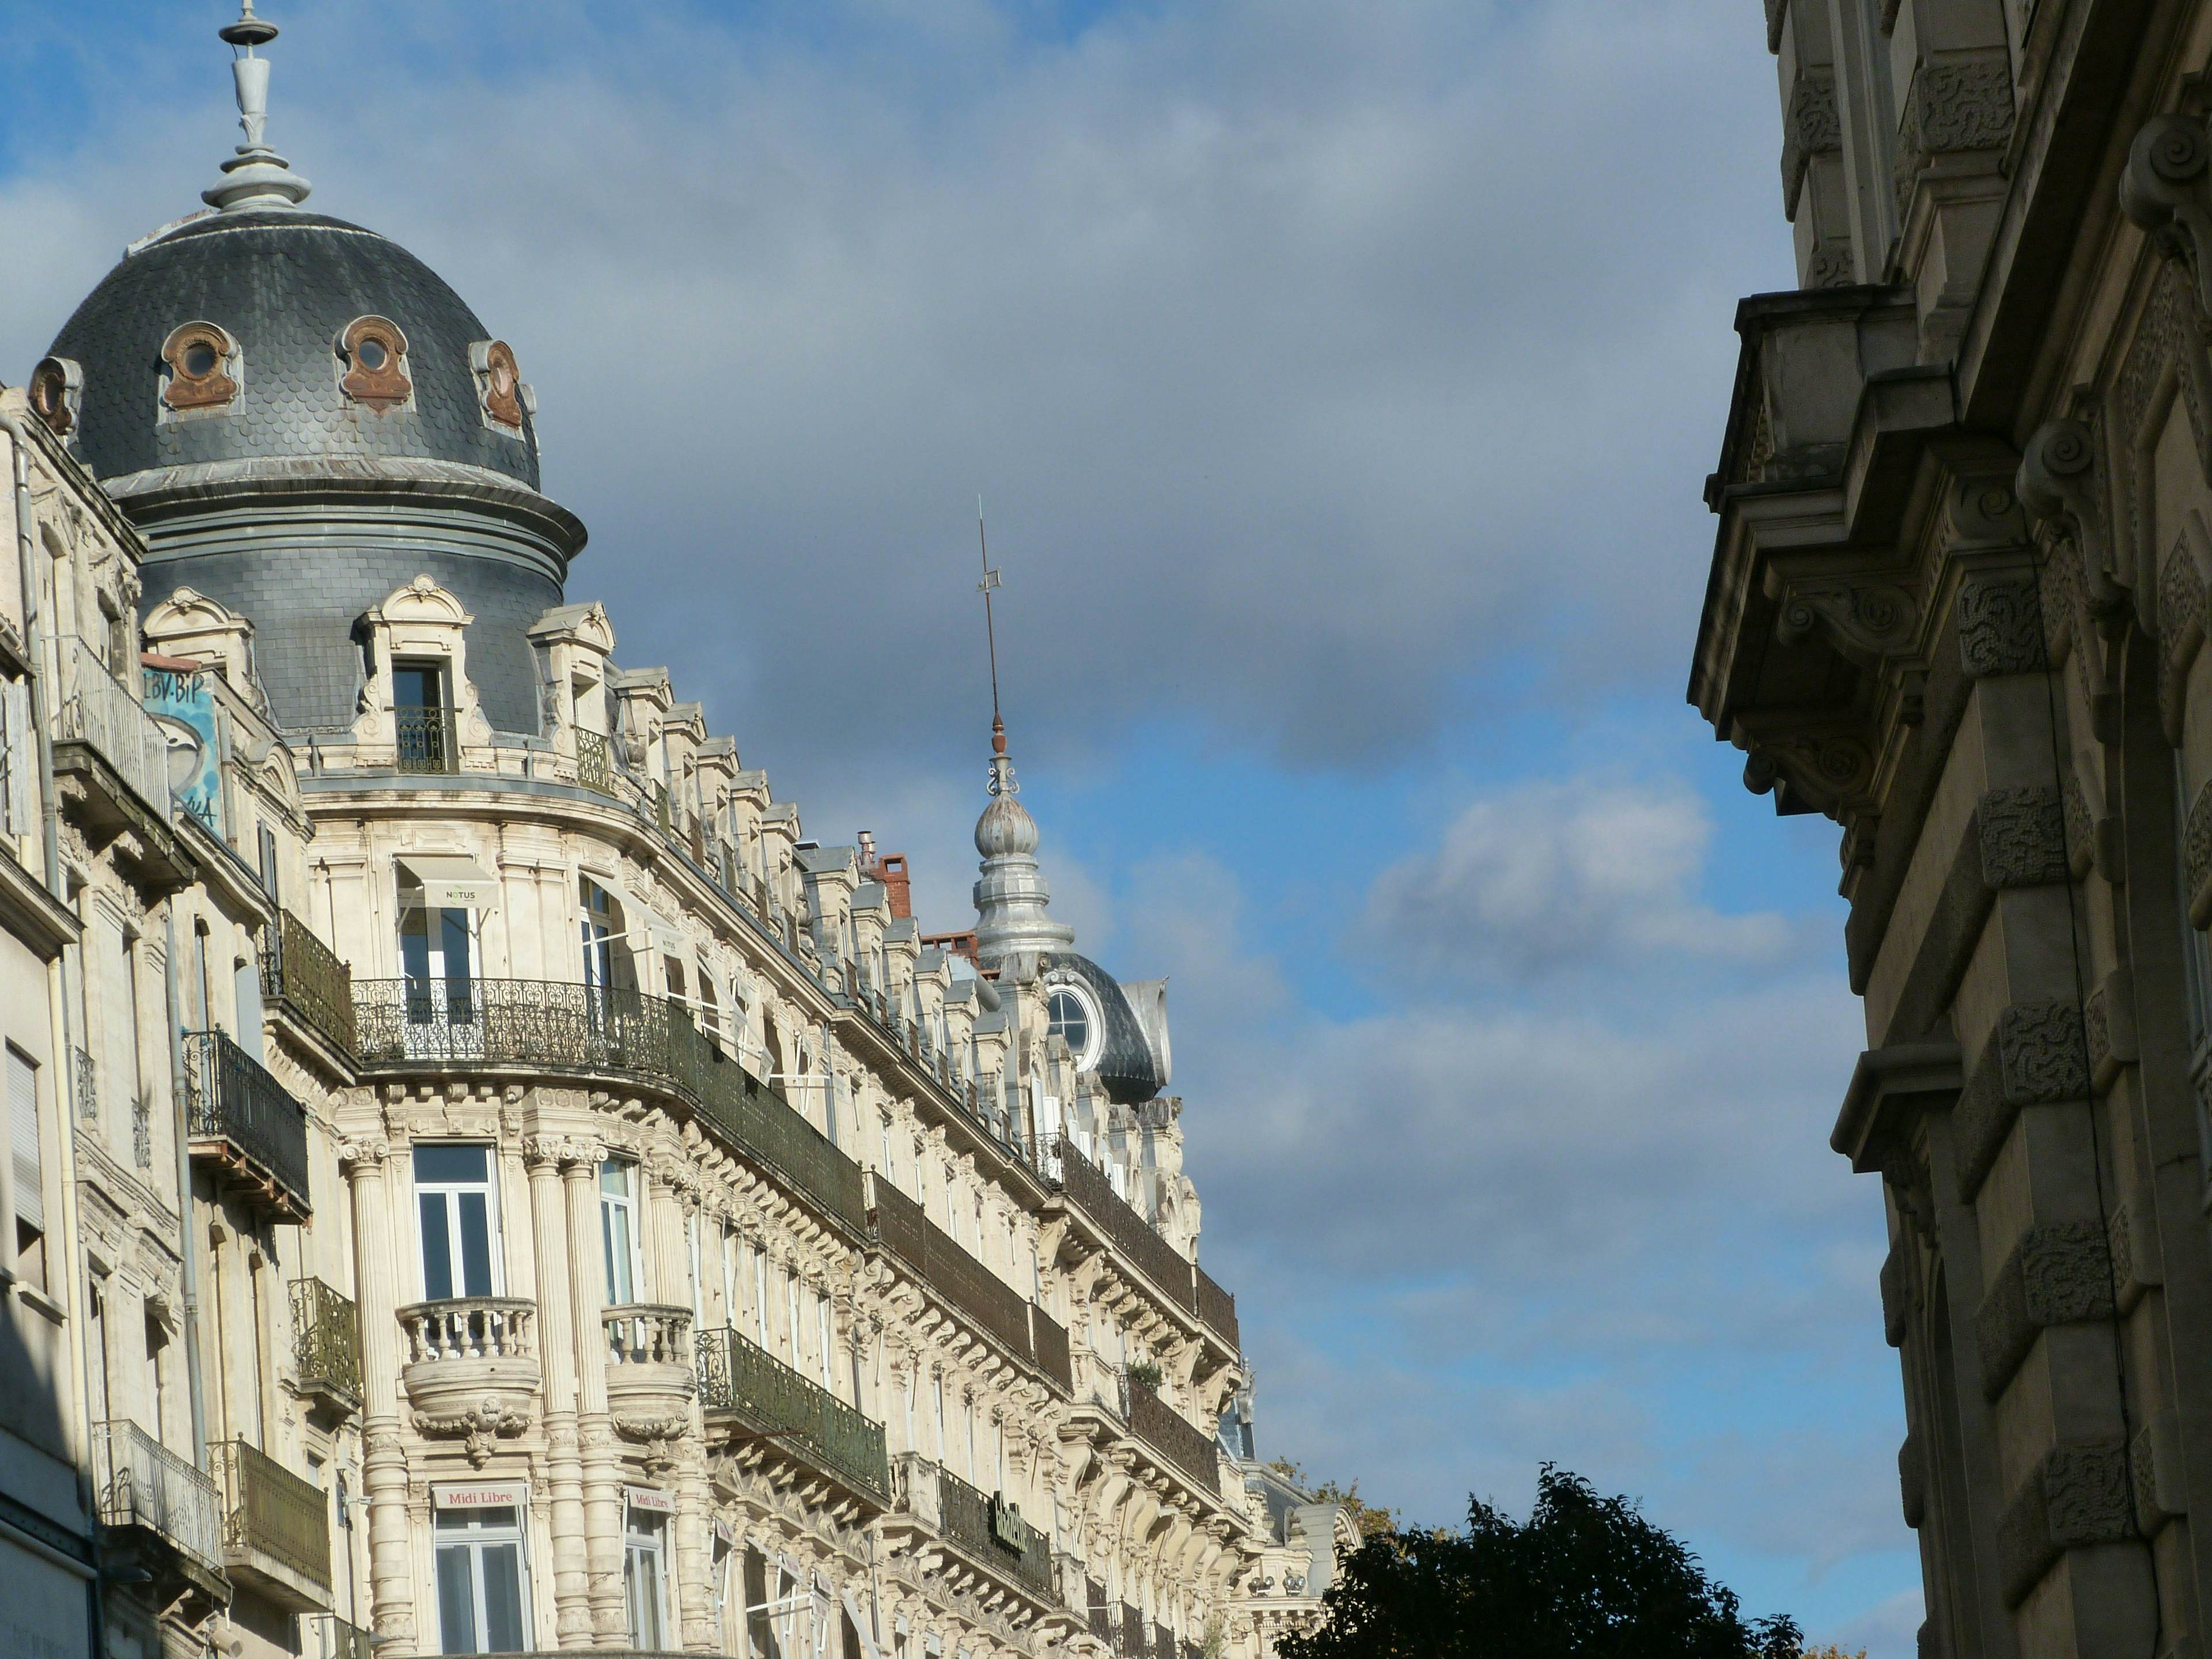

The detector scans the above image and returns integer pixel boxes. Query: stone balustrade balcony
[397,1297,540,1465]
[604,1302,696,1434]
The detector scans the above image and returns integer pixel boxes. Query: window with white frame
[415,1145,498,1300]
[600,1157,641,1306]
[816,1291,834,1391]
[434,1501,530,1654]
[623,1499,672,1650]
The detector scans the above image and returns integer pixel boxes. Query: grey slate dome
[47,209,540,489]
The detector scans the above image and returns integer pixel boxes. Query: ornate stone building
[1690,0,2212,1653]
[0,8,1342,1658]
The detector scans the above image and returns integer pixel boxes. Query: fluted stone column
[344,1138,416,1650]
[526,1137,591,1647]
[562,1143,624,1640]
[645,1160,690,1308]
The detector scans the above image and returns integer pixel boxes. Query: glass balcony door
[401,900,478,1058]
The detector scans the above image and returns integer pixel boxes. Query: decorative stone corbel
[2018,420,2125,620]
[1741,732,1876,822]
[1769,573,1920,666]
[2122,115,2212,320]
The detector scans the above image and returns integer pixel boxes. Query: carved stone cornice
[1741,729,1877,822]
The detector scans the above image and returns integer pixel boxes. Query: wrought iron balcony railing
[935,1464,1055,1601]
[310,1615,375,1659]
[1194,1264,1238,1353]
[695,1324,888,1502]
[183,1029,312,1219]
[1030,1305,1073,1392]
[209,1437,333,1599]
[574,728,616,796]
[866,1176,1040,1369]
[291,1277,362,1411]
[393,705,458,774]
[1119,1373,1220,1498]
[1047,1138,1195,1312]
[354,977,870,1238]
[261,908,357,1058]
[91,1419,225,1575]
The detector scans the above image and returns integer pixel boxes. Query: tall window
[394,660,454,775]
[401,892,476,1025]
[8,1046,44,1292]
[416,1145,498,1300]
[623,1505,671,1649]
[580,879,634,999]
[434,1503,529,1654]
[785,1270,802,1369]
[745,1548,781,1659]
[816,1293,834,1391]
[600,1158,639,1306]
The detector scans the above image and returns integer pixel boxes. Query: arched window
[1046,986,1096,1066]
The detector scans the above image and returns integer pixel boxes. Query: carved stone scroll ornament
[1772,577,1921,665]
[2122,115,2212,320]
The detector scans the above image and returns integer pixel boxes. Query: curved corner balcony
[604,1303,696,1435]
[397,1297,540,1465]
[354,978,870,1239]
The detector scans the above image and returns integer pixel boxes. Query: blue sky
[0,2,1917,1650]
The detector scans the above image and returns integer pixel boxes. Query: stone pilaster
[562,1145,624,1641]
[526,1136,591,1647]
[344,1137,416,1650]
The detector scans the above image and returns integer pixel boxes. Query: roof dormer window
[337,315,411,412]
[1047,985,1099,1069]
[28,357,81,438]
[159,321,239,414]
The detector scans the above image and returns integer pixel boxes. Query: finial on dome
[204,1,313,213]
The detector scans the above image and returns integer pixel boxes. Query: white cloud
[1361,776,1796,979]
[0,0,1794,802]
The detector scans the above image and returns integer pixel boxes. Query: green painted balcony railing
[261,907,357,1057]
[574,728,616,796]
[291,1277,361,1410]
[209,1437,332,1593]
[1193,1264,1238,1353]
[183,1029,312,1218]
[1049,1138,1195,1312]
[310,1615,375,1659]
[393,705,458,775]
[695,1325,888,1502]
[936,1464,1054,1601]
[866,1177,1035,1363]
[1120,1372,1221,1498]
[352,978,869,1238]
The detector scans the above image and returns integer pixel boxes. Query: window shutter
[1,678,29,838]
[9,1049,43,1232]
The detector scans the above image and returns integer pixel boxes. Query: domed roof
[976,793,1040,857]
[46,208,540,490]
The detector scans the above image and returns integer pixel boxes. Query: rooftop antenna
[978,495,1016,796]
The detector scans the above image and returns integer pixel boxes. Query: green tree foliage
[1276,1465,1804,1659]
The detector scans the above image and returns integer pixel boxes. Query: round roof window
[1047,986,1097,1067]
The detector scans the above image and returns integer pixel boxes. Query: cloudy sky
[0,2,1915,1650]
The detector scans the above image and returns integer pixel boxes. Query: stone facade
[0,12,1343,1659]
[1691,2,2212,1652]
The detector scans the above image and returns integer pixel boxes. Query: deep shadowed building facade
[1692,1,2212,1653]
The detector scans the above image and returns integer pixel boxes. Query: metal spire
[204,1,312,212]
[978,496,1016,796]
